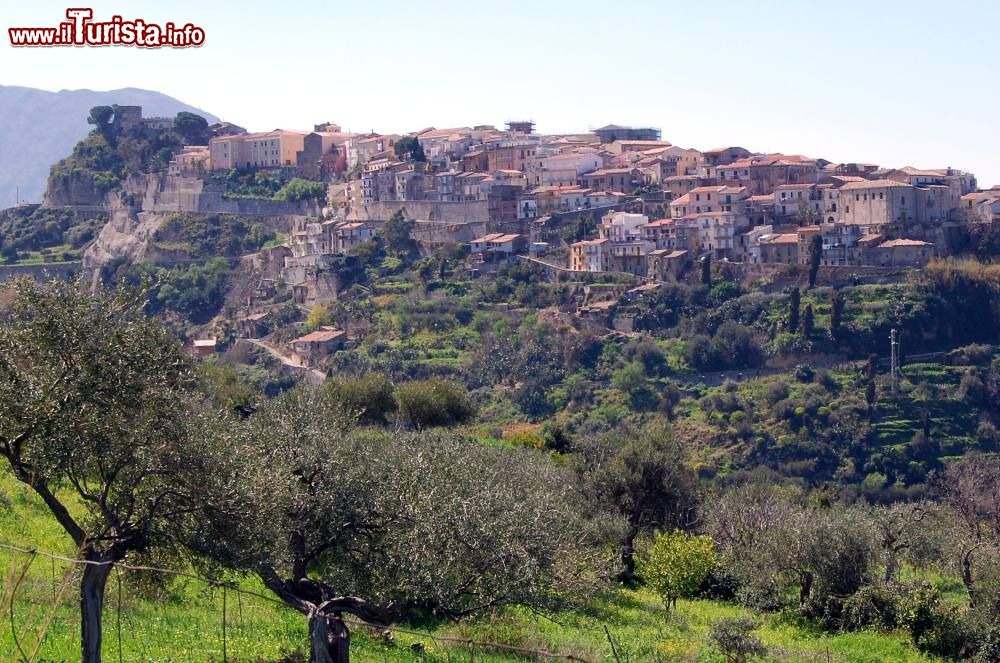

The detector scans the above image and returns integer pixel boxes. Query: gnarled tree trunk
[309,611,350,663]
[80,554,114,663]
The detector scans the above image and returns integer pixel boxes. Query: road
[240,338,327,385]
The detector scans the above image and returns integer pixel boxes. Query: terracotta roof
[586,168,632,175]
[472,233,505,243]
[704,146,749,155]
[841,179,912,190]
[774,183,817,191]
[642,218,674,228]
[294,330,344,344]
[880,239,933,248]
[760,233,799,245]
[584,300,617,310]
[491,234,523,244]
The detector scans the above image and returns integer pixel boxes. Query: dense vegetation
[0,205,104,263]
[213,169,326,201]
[152,212,278,259]
[48,106,208,198]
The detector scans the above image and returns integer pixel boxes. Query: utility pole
[890,328,900,396]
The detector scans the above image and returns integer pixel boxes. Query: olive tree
[708,485,876,611]
[191,388,597,662]
[0,279,199,663]
[941,456,1000,605]
[581,420,699,585]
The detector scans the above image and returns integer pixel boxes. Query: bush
[274,177,326,202]
[899,583,975,659]
[324,374,397,425]
[396,378,475,429]
[687,322,762,371]
[842,583,905,632]
[793,364,815,382]
[706,617,768,663]
[638,531,716,612]
[764,381,790,405]
[947,343,995,366]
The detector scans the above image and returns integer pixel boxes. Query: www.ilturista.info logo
[8,8,205,48]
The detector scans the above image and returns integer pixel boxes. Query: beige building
[540,151,603,186]
[209,130,307,171]
[755,233,800,264]
[856,239,935,267]
[169,146,210,177]
[837,179,957,231]
[960,191,1000,223]
[569,238,611,272]
[291,328,346,366]
[646,249,689,280]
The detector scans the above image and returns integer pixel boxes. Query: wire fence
[0,541,597,663]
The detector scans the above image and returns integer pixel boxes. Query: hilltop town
[201,117,997,280]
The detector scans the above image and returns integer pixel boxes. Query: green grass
[0,473,943,663]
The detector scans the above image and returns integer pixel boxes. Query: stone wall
[411,219,489,245]
[129,174,320,217]
[348,200,489,224]
[0,261,80,283]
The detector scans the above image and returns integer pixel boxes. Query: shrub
[947,343,995,366]
[396,378,475,429]
[764,381,790,405]
[638,531,716,612]
[706,617,768,663]
[899,583,975,659]
[274,177,326,202]
[324,374,397,425]
[793,364,815,382]
[842,583,905,632]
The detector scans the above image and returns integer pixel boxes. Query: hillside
[0,85,219,207]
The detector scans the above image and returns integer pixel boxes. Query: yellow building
[209,130,307,171]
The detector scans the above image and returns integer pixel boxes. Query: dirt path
[241,338,326,385]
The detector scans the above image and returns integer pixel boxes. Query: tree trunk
[619,525,640,586]
[310,611,350,663]
[884,554,898,585]
[961,547,977,605]
[798,571,813,606]
[80,555,113,663]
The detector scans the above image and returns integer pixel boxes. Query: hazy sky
[3,0,998,185]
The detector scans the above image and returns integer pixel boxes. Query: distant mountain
[0,86,219,208]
